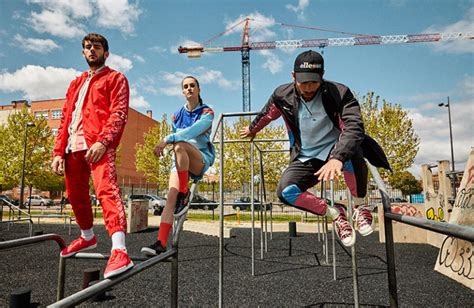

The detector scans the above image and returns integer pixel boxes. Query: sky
[0,0,472,177]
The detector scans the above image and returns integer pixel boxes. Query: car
[189,194,218,210]
[129,194,167,215]
[25,195,53,206]
[232,197,272,211]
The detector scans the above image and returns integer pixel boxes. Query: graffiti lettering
[454,188,472,210]
[392,204,421,217]
[426,207,444,222]
[438,236,473,279]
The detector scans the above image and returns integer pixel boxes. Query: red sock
[177,170,189,193]
[158,222,172,247]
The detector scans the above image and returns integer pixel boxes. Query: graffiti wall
[377,203,427,243]
[127,200,148,233]
[434,148,473,290]
[421,160,453,247]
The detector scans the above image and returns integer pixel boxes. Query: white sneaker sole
[341,233,356,247]
[104,261,134,279]
[358,218,375,236]
[141,247,157,256]
[60,243,97,258]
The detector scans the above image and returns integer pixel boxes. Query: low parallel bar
[384,212,474,242]
[48,249,177,308]
[0,233,66,251]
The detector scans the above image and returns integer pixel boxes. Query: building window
[51,128,58,136]
[51,110,62,120]
[34,111,49,119]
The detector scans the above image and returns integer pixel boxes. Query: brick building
[1,99,159,199]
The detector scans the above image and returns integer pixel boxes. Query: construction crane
[178,17,473,112]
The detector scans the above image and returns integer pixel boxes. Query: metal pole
[347,193,360,308]
[366,162,399,307]
[250,142,256,273]
[447,97,456,199]
[171,251,178,308]
[330,180,337,280]
[57,257,66,301]
[20,124,30,217]
[218,118,224,308]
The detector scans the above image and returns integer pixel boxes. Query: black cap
[293,50,324,83]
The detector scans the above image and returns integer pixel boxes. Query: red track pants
[64,149,126,236]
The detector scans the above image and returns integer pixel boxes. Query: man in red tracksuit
[51,33,133,278]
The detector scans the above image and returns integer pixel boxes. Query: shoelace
[334,215,352,238]
[353,207,371,226]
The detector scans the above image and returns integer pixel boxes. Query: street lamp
[19,122,35,216]
[438,96,456,199]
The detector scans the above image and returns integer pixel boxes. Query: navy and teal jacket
[164,103,215,158]
[249,81,391,171]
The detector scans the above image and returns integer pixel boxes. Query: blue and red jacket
[165,103,215,158]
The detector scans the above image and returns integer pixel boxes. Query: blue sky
[0,0,472,176]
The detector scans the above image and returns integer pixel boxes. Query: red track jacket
[53,66,129,158]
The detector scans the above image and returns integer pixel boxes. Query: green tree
[0,107,54,191]
[135,115,172,191]
[360,92,420,177]
[389,170,423,197]
[217,117,288,194]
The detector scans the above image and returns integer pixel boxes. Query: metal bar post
[330,180,337,280]
[57,257,66,301]
[171,251,178,308]
[347,193,360,307]
[218,116,224,308]
[250,142,256,273]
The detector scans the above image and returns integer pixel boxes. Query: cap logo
[299,62,322,69]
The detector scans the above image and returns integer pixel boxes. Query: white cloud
[286,0,310,21]
[193,67,240,90]
[28,0,94,18]
[224,12,276,42]
[29,9,86,39]
[133,54,145,63]
[423,7,474,54]
[259,50,284,74]
[27,0,141,38]
[407,95,473,176]
[0,65,80,100]
[107,53,133,72]
[13,34,60,54]
[130,86,150,108]
[458,74,474,96]
[95,0,141,34]
[149,46,167,53]
[157,68,239,96]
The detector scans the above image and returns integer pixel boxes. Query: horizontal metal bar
[48,249,177,307]
[73,252,155,262]
[0,218,33,224]
[213,138,288,144]
[0,233,66,251]
[384,212,474,242]
[221,111,260,117]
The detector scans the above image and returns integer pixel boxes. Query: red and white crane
[178,17,473,111]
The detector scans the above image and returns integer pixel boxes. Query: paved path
[0,222,472,307]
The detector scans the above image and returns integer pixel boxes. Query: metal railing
[0,199,33,236]
[367,161,474,307]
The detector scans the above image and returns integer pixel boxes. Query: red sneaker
[104,249,134,279]
[354,206,375,236]
[60,236,97,258]
[333,205,356,247]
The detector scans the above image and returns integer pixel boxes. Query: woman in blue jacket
[141,76,215,256]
